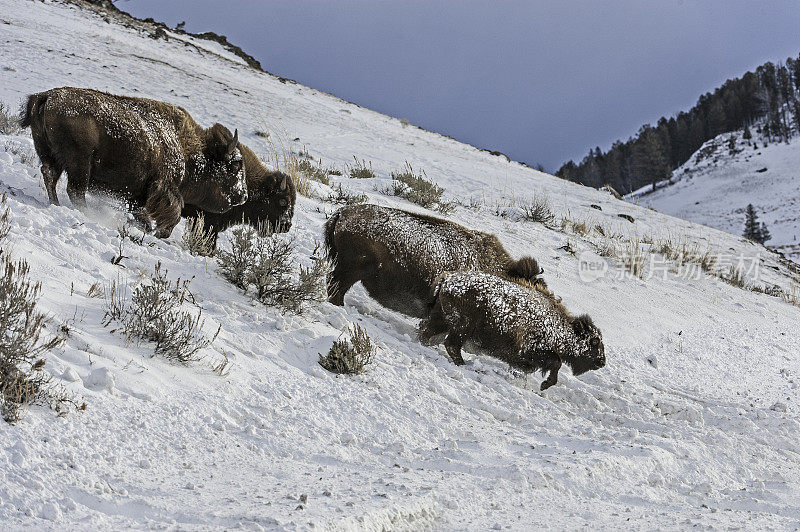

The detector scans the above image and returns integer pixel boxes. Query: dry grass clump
[561,216,591,236]
[327,184,368,205]
[182,213,216,257]
[722,265,747,288]
[297,158,330,186]
[349,157,376,179]
[0,102,22,135]
[654,235,718,273]
[319,325,375,375]
[217,224,328,313]
[622,237,646,278]
[103,262,218,364]
[520,194,555,226]
[386,162,454,214]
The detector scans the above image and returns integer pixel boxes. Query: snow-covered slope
[1,1,799,530]
[629,130,800,262]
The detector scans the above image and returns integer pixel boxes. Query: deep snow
[0,1,799,530]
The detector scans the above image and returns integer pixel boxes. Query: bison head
[246,170,296,233]
[568,314,605,375]
[192,124,248,213]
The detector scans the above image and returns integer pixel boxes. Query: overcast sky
[121,0,800,172]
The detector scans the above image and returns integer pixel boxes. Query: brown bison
[324,204,544,317]
[21,87,247,237]
[419,271,605,390]
[181,143,296,249]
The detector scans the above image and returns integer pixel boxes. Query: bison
[181,143,296,249]
[419,271,605,390]
[324,204,544,317]
[21,87,247,237]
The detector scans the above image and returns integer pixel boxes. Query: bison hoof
[540,380,555,391]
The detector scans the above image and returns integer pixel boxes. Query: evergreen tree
[743,125,752,140]
[759,222,771,244]
[743,204,771,244]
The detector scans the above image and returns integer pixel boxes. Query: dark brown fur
[419,271,605,390]
[22,87,247,237]
[181,144,296,248]
[324,204,545,317]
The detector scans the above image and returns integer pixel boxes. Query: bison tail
[324,208,342,262]
[19,93,47,129]
[508,256,543,282]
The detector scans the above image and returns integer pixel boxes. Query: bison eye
[591,337,600,347]
[230,160,242,172]
[279,199,287,207]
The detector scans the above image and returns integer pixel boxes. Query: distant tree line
[557,54,800,193]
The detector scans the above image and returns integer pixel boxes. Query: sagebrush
[319,325,375,375]
[217,224,328,312]
[103,262,218,364]
[0,198,76,422]
[182,213,216,257]
[0,102,21,135]
[386,162,453,213]
[349,157,376,179]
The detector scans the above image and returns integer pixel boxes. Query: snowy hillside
[1,0,800,530]
[629,129,800,263]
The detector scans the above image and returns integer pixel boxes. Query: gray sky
[121,0,800,172]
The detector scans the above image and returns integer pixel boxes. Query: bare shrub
[520,194,555,225]
[318,325,375,375]
[561,216,590,236]
[722,266,747,288]
[182,213,216,257]
[0,256,71,422]
[0,102,21,135]
[217,226,328,313]
[297,158,330,186]
[623,237,646,278]
[386,162,454,213]
[349,157,376,179]
[327,184,368,205]
[86,282,103,298]
[103,262,218,364]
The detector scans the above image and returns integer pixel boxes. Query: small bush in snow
[387,162,454,213]
[0,102,22,135]
[319,325,375,375]
[0,256,70,422]
[297,158,330,186]
[349,157,376,179]
[722,265,747,289]
[217,225,328,313]
[622,237,646,278]
[182,213,216,257]
[520,194,555,226]
[0,199,75,422]
[103,262,218,364]
[327,184,368,205]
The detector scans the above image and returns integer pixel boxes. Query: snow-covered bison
[419,271,605,390]
[182,144,296,249]
[324,204,544,316]
[21,87,247,237]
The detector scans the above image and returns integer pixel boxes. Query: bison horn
[226,128,239,156]
[279,175,288,191]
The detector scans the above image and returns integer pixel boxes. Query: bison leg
[40,163,62,206]
[64,154,92,210]
[327,262,365,306]
[443,330,466,366]
[540,355,562,391]
[418,300,449,345]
